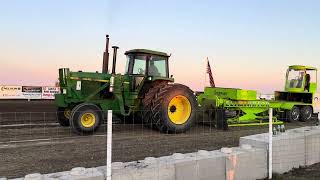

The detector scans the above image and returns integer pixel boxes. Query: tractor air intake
[111,46,119,74]
[102,35,110,73]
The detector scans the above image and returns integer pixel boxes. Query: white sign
[260,94,274,100]
[0,85,23,99]
[76,81,81,90]
[42,86,60,99]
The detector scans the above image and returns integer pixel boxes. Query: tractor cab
[124,49,169,77]
[285,65,317,93]
[124,49,172,91]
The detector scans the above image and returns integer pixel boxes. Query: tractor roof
[125,49,169,57]
[289,65,317,70]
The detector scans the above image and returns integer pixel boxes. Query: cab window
[287,69,304,88]
[148,56,168,77]
[126,55,147,75]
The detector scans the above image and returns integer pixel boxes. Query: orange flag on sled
[206,57,215,87]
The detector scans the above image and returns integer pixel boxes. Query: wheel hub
[170,105,177,113]
[80,113,96,128]
[167,95,192,125]
[292,110,299,120]
[64,109,71,119]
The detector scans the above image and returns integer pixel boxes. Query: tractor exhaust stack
[102,35,110,73]
[111,46,119,74]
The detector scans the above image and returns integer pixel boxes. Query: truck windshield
[287,69,305,88]
[287,69,317,89]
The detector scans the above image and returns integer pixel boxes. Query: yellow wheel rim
[64,109,71,119]
[167,95,192,125]
[80,113,96,128]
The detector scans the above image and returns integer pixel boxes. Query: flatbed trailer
[198,87,283,128]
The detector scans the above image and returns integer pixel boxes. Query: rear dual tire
[142,83,197,133]
[287,106,313,122]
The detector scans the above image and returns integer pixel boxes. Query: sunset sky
[1,0,319,93]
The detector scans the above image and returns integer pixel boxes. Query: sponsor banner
[42,86,60,99]
[22,86,42,99]
[0,85,23,99]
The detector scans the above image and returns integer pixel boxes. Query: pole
[268,108,273,179]
[106,110,112,180]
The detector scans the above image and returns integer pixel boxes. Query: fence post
[268,108,273,179]
[106,110,113,180]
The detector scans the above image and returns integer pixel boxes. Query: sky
[0,0,319,93]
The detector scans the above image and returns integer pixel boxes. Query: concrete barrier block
[195,150,226,180]
[112,157,175,180]
[44,167,104,180]
[172,153,198,180]
[239,133,269,150]
[304,126,320,165]
[240,128,306,174]
[273,130,306,173]
[43,171,69,180]
[136,157,175,180]
[111,161,138,180]
[222,146,267,180]
[95,162,125,177]
[95,166,106,176]
[24,173,43,180]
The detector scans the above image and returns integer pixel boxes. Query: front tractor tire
[57,107,71,126]
[70,103,103,135]
[143,83,197,133]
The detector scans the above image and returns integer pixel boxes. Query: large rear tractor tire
[141,81,169,128]
[287,106,300,122]
[300,106,313,122]
[143,83,197,133]
[57,107,71,126]
[70,103,103,135]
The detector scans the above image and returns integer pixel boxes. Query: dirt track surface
[0,100,318,178]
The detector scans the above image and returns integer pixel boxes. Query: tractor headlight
[63,89,67,94]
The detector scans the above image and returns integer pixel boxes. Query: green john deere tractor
[55,35,197,135]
